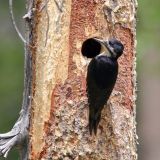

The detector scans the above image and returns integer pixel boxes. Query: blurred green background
[0,1,25,159]
[137,0,160,160]
[0,0,160,159]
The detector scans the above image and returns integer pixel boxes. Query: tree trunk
[28,0,137,159]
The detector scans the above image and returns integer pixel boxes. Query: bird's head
[81,37,124,59]
[93,38,124,59]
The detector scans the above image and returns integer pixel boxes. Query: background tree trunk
[28,0,137,159]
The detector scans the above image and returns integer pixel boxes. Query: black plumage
[81,37,124,135]
[87,56,118,135]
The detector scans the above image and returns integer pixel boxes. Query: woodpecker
[81,37,124,135]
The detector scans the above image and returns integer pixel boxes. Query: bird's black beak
[93,38,106,45]
[93,38,111,51]
[93,38,112,57]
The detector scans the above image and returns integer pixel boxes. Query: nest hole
[81,38,101,58]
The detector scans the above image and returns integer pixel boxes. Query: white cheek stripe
[107,43,117,58]
[99,43,112,57]
[110,47,117,57]
[98,51,111,57]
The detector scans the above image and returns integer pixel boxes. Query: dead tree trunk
[28,0,138,159]
[0,0,138,159]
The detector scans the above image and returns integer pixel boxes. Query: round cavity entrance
[81,38,101,58]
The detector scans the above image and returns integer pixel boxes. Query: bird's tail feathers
[89,110,101,135]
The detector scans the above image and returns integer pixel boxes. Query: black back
[87,56,118,134]
[87,56,118,90]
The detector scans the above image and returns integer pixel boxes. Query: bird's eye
[109,41,114,46]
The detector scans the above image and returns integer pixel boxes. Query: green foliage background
[0,1,25,159]
[0,0,159,159]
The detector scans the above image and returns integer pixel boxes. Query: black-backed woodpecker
[81,37,124,135]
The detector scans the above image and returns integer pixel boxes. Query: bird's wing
[86,57,118,134]
[87,57,118,104]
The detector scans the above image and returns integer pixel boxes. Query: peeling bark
[29,0,138,160]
